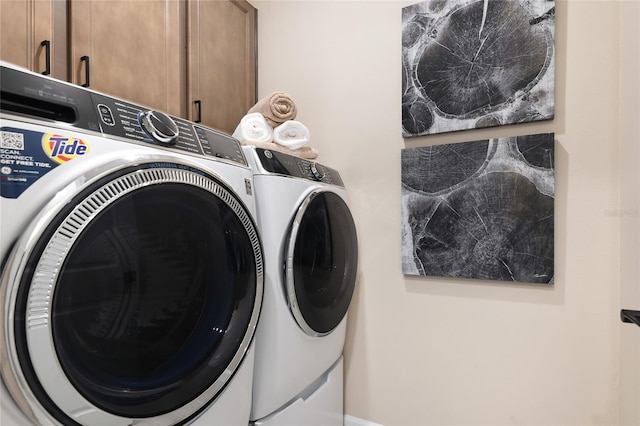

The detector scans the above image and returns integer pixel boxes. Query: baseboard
[344,414,384,426]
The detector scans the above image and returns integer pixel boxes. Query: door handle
[80,55,90,87]
[621,309,640,327]
[41,40,51,75]
[194,100,202,123]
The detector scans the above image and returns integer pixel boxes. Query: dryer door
[0,162,263,425]
[285,190,358,337]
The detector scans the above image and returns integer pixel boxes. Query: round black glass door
[12,164,262,422]
[287,191,358,336]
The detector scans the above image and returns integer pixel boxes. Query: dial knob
[138,110,179,145]
[310,162,325,181]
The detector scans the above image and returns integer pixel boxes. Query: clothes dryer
[243,146,358,425]
[0,62,263,425]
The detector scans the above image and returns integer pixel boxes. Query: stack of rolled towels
[232,92,318,160]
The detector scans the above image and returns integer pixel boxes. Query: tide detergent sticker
[1,128,91,199]
[42,134,90,164]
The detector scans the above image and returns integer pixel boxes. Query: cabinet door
[188,0,257,134]
[1,0,66,80]
[69,0,185,116]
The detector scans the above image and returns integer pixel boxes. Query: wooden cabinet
[68,0,185,117]
[0,0,67,80]
[188,0,257,134]
[1,0,256,133]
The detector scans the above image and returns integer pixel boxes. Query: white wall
[254,1,634,424]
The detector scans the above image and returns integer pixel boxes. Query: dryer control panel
[254,148,344,187]
[0,63,247,166]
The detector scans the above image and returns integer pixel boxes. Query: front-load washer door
[285,190,358,337]
[0,162,263,425]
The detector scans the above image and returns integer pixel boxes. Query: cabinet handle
[41,40,51,75]
[81,55,90,87]
[194,100,202,123]
[621,309,640,327]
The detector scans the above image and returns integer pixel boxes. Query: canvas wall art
[401,133,554,283]
[402,0,555,137]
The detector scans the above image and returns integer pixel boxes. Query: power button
[97,104,115,126]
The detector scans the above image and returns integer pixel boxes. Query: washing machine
[243,146,358,425]
[0,62,263,425]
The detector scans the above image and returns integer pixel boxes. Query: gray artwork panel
[401,133,554,283]
[402,0,555,137]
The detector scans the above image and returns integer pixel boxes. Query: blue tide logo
[42,134,90,164]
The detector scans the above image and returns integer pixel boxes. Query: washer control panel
[256,148,344,187]
[91,93,246,166]
[0,63,247,166]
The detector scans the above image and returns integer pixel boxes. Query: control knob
[138,110,179,145]
[310,162,325,181]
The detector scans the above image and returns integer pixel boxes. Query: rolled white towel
[232,112,273,143]
[273,120,310,150]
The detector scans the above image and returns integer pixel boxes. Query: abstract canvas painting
[402,0,555,137]
[401,133,554,283]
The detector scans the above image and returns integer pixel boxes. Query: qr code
[1,131,25,150]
